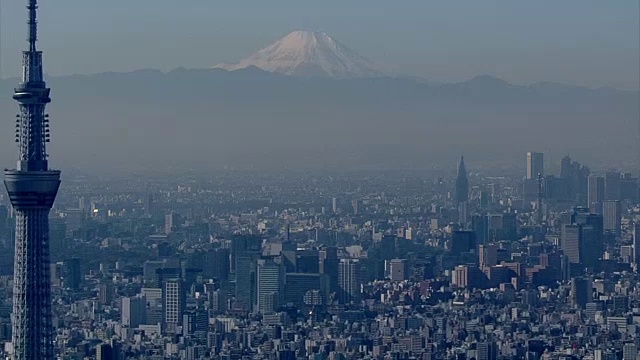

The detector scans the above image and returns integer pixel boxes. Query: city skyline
[0,2,639,358]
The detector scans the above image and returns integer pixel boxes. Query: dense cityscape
[0,0,638,360]
[1,153,640,359]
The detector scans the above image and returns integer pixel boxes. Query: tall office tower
[351,199,359,215]
[471,214,488,245]
[332,197,338,214]
[602,200,622,235]
[455,157,469,226]
[319,246,339,294]
[561,224,581,265]
[588,175,605,214]
[230,235,262,273]
[476,341,498,360]
[560,156,572,179]
[163,279,185,332]
[570,277,592,309]
[255,259,285,314]
[478,244,498,267]
[234,256,256,311]
[3,1,61,358]
[634,223,640,269]
[121,295,147,328]
[95,343,113,360]
[604,171,621,201]
[164,213,179,235]
[232,235,262,310]
[526,152,544,179]
[64,258,82,290]
[338,259,361,304]
[523,152,544,205]
[204,248,230,281]
[284,273,329,308]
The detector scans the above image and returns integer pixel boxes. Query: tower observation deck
[4,0,60,358]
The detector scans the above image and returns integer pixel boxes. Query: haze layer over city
[0,1,639,360]
[0,0,637,173]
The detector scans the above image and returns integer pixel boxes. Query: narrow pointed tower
[4,1,60,358]
[455,156,469,203]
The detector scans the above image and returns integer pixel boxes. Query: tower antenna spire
[28,0,37,51]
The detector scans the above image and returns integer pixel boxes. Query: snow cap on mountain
[215,30,384,79]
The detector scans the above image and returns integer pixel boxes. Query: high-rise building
[633,222,640,269]
[232,236,262,311]
[526,152,544,179]
[455,157,469,226]
[471,214,488,245]
[622,343,638,360]
[121,295,147,328]
[524,152,544,205]
[452,265,485,289]
[332,197,338,213]
[204,248,230,281]
[602,200,622,234]
[604,171,621,201]
[561,224,581,265]
[351,199,359,215]
[451,230,476,255]
[560,156,572,179]
[95,343,113,360]
[571,277,592,309]
[98,283,114,305]
[388,259,408,282]
[163,279,185,332]
[64,258,82,290]
[338,259,361,304]
[295,249,320,273]
[256,259,285,314]
[319,247,339,294]
[235,256,256,311]
[164,213,179,235]
[476,341,498,360]
[479,244,498,267]
[3,1,61,358]
[588,175,605,214]
[284,273,329,308]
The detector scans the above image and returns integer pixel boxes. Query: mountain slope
[214,31,383,79]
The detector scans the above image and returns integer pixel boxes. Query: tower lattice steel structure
[4,0,60,358]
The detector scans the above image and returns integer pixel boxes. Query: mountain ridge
[0,67,636,173]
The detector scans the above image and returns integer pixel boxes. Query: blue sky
[1,0,638,88]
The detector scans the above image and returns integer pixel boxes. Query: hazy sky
[1,0,638,89]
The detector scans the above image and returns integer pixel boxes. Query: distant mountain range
[0,66,636,174]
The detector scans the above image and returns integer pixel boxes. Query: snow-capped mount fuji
[214,31,384,79]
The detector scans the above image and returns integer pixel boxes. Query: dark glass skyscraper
[3,1,60,358]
